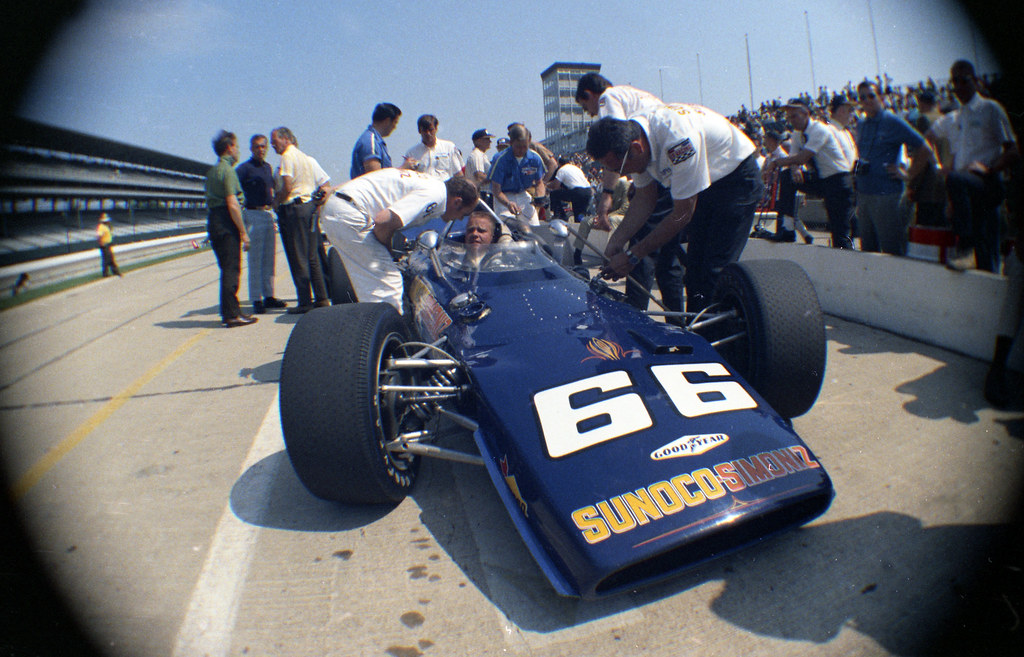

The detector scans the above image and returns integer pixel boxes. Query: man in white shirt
[765,98,856,249]
[928,60,1019,271]
[587,103,762,313]
[464,128,495,206]
[319,169,478,313]
[576,72,684,315]
[403,114,465,181]
[271,126,331,313]
[548,158,594,222]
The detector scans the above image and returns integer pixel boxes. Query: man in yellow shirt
[95,213,121,277]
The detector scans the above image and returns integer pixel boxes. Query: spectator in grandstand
[765,98,856,249]
[854,81,934,255]
[95,213,122,278]
[928,60,1020,272]
[548,156,594,223]
[402,114,465,180]
[204,130,255,328]
[587,104,761,314]
[464,128,495,206]
[271,126,329,314]
[236,134,286,314]
[490,124,547,228]
[350,102,401,179]
[574,72,684,315]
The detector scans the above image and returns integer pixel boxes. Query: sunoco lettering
[571,446,820,544]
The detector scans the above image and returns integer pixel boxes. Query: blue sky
[18,0,995,182]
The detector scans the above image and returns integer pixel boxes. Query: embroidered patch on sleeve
[667,138,696,165]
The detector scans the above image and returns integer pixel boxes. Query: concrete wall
[741,239,1022,368]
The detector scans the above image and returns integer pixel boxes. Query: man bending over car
[320,168,478,312]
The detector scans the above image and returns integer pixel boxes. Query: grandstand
[0,118,209,266]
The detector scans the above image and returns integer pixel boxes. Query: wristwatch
[623,247,641,267]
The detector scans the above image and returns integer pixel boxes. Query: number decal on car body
[533,364,757,458]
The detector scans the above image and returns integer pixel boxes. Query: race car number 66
[533,363,757,458]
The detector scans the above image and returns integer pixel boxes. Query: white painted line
[171,393,283,657]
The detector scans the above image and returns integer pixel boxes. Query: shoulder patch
[667,138,696,165]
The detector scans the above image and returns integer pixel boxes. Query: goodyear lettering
[571,446,820,544]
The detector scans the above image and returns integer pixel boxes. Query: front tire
[711,259,826,419]
[280,303,418,504]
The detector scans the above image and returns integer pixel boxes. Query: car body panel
[402,224,833,598]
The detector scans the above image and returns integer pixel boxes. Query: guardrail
[0,231,207,291]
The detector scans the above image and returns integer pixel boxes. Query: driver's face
[465,216,495,245]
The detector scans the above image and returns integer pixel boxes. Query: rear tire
[711,259,825,419]
[280,303,418,504]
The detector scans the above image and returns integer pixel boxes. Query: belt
[245,205,272,210]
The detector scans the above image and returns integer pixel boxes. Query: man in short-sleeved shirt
[489,124,546,226]
[587,104,761,312]
[320,169,478,312]
[929,60,1019,271]
[205,130,254,326]
[855,81,933,255]
[403,114,464,180]
[351,102,402,179]
[272,127,328,312]
[765,98,856,249]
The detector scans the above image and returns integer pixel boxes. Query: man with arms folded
[319,169,478,313]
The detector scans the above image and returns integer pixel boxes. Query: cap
[496,137,509,146]
[99,213,110,222]
[784,97,812,111]
[472,129,495,141]
[829,95,853,111]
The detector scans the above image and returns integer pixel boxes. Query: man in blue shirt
[350,102,402,179]
[489,124,546,227]
[236,134,287,313]
[855,81,933,255]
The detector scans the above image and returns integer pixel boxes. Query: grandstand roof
[1,117,209,176]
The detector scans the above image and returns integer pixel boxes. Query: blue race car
[279,214,833,598]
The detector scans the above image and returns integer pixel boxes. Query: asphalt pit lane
[400,611,425,628]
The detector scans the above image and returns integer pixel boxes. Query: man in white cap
[464,128,495,206]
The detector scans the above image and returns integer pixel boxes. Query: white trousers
[319,196,405,313]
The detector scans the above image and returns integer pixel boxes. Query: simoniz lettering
[571,445,821,544]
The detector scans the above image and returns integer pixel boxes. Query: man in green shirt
[205,130,256,327]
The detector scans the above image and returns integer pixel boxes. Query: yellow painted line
[11,329,212,500]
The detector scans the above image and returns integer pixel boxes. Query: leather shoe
[252,301,266,314]
[287,304,313,315]
[264,297,287,309]
[223,315,258,328]
[769,229,796,243]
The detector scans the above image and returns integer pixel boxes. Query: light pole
[805,11,817,94]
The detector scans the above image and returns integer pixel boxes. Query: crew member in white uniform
[320,169,478,312]
[587,103,762,312]
[403,114,465,180]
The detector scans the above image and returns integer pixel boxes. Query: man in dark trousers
[204,130,256,328]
